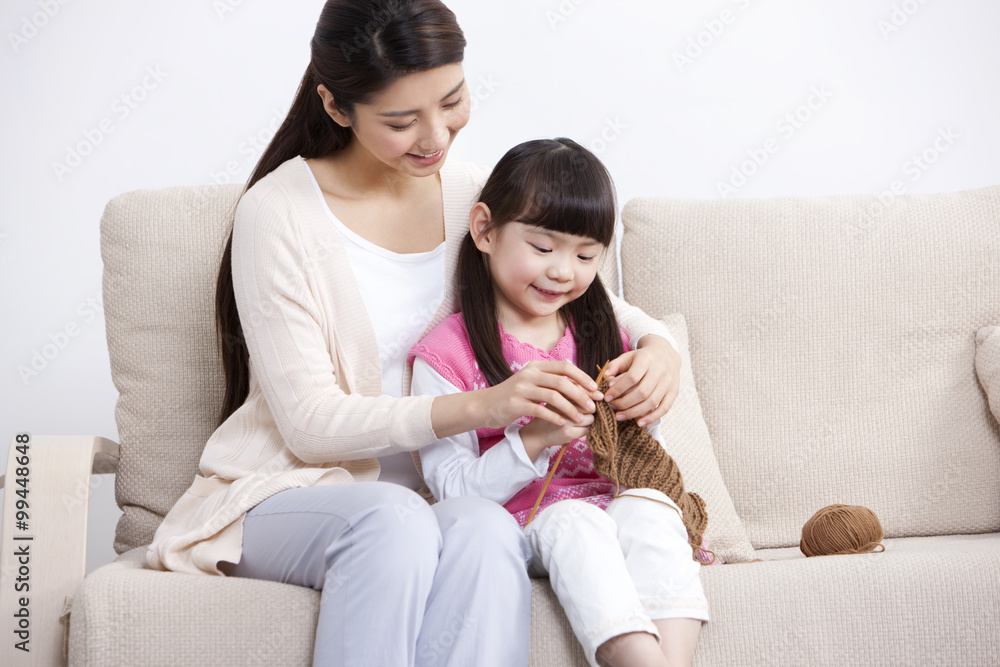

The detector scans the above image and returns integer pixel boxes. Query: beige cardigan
[145,155,675,576]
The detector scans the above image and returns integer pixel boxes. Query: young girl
[409,138,709,667]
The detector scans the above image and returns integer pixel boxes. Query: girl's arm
[428,358,602,439]
[413,357,555,503]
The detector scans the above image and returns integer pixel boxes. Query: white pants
[523,488,710,667]
[226,481,533,666]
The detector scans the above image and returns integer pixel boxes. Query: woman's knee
[434,496,529,561]
[297,482,442,569]
[231,483,440,587]
[347,482,440,545]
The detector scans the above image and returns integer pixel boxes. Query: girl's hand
[519,410,594,461]
[601,334,681,427]
[480,360,603,431]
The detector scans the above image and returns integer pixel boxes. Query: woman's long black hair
[215,0,466,426]
[457,138,625,387]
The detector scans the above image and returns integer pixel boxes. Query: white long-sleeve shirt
[412,356,665,508]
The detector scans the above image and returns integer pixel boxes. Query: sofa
[2,181,998,666]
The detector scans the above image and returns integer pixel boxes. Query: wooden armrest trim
[0,435,121,666]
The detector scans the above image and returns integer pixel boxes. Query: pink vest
[409,313,628,526]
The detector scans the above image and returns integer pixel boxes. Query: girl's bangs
[518,185,615,247]
[516,152,616,246]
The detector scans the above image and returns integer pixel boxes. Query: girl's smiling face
[320,63,470,177]
[472,207,605,328]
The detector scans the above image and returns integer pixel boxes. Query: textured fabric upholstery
[101,185,242,553]
[653,314,754,563]
[69,548,318,666]
[976,325,1000,423]
[619,186,1000,548]
[73,185,999,666]
[70,536,1000,666]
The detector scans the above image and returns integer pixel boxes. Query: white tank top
[304,163,445,490]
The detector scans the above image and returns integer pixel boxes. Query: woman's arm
[413,357,554,503]
[605,291,682,426]
[608,289,678,353]
[232,184,439,463]
[428,359,602,439]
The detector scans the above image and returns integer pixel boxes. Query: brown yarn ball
[800,504,885,557]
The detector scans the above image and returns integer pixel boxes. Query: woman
[146,1,682,665]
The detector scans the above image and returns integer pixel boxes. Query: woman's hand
[601,334,681,427]
[480,360,603,431]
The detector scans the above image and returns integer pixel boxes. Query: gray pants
[226,481,533,666]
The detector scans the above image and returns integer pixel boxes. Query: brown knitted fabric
[588,365,709,557]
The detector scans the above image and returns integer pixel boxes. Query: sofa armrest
[0,435,120,667]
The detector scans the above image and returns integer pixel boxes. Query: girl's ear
[469,202,494,253]
[317,84,352,128]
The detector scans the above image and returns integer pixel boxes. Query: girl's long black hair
[457,138,625,387]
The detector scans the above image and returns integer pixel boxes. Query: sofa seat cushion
[531,533,1000,666]
[69,547,318,666]
[68,548,582,666]
[695,532,1000,667]
[72,536,1000,667]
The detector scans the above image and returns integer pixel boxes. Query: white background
[2,0,998,573]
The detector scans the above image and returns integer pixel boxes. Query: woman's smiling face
[323,63,470,177]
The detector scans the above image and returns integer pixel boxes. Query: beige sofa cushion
[656,314,754,563]
[71,537,1000,666]
[101,185,242,553]
[619,186,1000,548]
[976,326,1000,423]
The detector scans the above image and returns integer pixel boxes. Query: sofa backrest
[101,185,242,554]
[619,186,1000,548]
